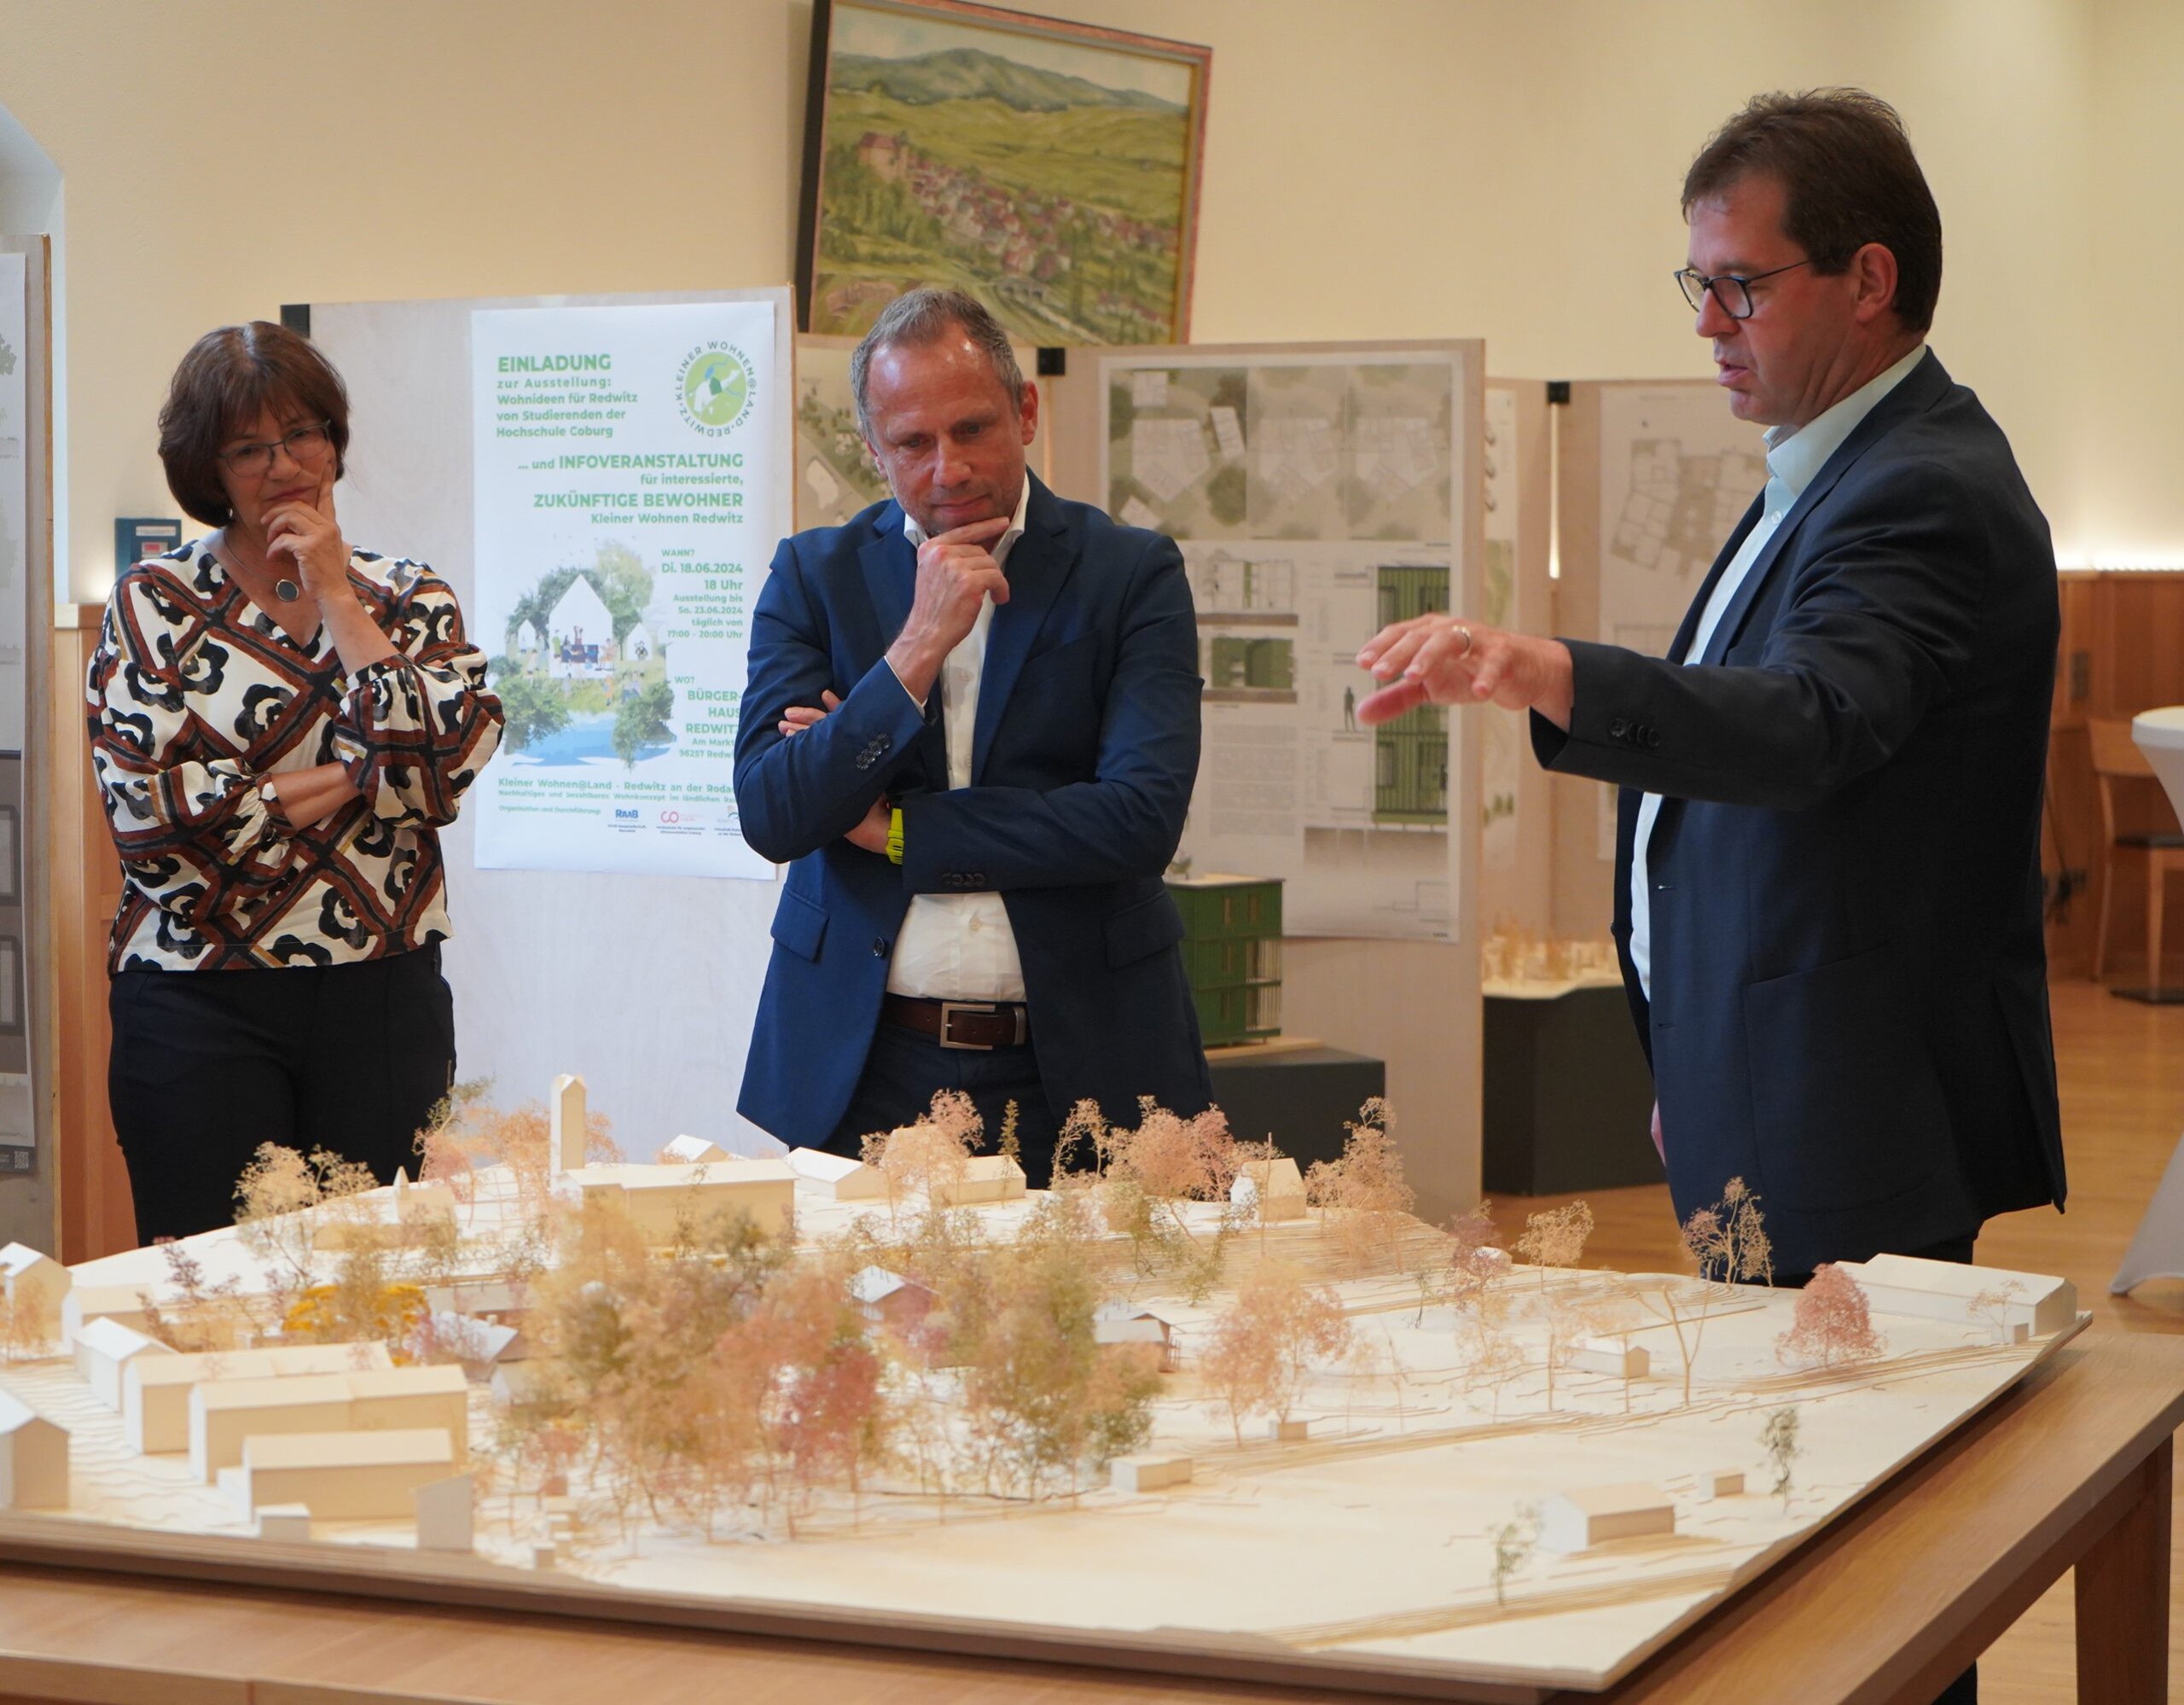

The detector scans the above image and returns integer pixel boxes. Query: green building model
[1165,874,1284,1046]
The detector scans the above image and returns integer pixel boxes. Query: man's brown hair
[158,321,351,527]
[1683,89,1943,335]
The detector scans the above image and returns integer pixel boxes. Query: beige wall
[0,0,2176,598]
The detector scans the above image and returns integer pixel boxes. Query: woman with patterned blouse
[88,322,503,1242]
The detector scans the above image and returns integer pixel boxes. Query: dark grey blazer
[1533,351,2065,1276]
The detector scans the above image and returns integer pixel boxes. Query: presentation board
[1475,380,1553,937]
[313,292,793,1155]
[1550,378,1761,940]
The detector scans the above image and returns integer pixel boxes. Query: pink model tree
[1514,1200,1595,1287]
[1305,1098,1418,1277]
[1775,1263,1885,1368]
[1197,1267,1353,1446]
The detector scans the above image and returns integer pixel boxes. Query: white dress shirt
[1629,344,1928,1000]
[886,479,1031,1001]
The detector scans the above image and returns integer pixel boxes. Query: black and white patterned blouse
[86,540,504,973]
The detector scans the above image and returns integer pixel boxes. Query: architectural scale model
[0,1082,2085,1696]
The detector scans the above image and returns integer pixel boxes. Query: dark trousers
[107,945,456,1245]
[1780,1233,1979,1705]
[820,1017,1062,1186]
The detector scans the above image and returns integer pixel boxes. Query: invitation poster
[471,300,781,878]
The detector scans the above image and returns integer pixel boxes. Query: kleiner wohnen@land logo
[677,340,754,436]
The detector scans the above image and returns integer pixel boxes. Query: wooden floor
[1490,975,2184,1702]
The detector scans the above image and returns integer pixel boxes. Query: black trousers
[107,945,456,1245]
[820,1016,1063,1186]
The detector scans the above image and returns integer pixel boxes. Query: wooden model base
[0,1165,2091,1696]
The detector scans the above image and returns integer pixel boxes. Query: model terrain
[0,1082,2082,1694]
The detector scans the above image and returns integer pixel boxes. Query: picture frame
[797,0,1211,347]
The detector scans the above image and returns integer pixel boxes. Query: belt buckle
[938,999,998,1050]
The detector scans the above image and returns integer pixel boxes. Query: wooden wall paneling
[51,608,133,1261]
[2044,572,2184,985]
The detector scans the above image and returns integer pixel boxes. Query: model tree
[1682,1176,1772,1289]
[233,1143,377,1318]
[1514,1200,1594,1287]
[1305,1098,1418,1277]
[1100,1098,1241,1294]
[1196,1266,1353,1446]
[1966,1279,2027,1342]
[1775,1263,1885,1368]
[1487,1502,1540,1608]
[861,1088,980,1217]
[1762,1406,1801,1509]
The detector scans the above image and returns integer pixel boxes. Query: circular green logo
[677,342,753,436]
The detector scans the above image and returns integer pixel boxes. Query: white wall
[2,0,2177,601]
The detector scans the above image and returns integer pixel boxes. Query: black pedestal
[1206,1046,1386,1173]
[1483,985,1660,1196]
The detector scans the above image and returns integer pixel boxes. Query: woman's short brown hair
[158,322,351,527]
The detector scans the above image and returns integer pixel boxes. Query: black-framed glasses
[1673,259,1813,320]
[219,420,333,477]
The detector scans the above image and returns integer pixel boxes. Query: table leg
[2076,1434,2172,1703]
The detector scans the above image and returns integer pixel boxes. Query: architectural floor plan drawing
[1102,349,1472,939]
[0,1085,2085,1698]
[1596,385,1767,660]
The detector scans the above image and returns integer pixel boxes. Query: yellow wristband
[886,806,904,864]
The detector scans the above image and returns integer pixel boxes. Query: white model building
[929,1153,1026,1207]
[1539,1484,1676,1553]
[1832,1254,2077,1338]
[73,1318,175,1410]
[0,1389,67,1510]
[231,1428,456,1520]
[1110,1453,1193,1493]
[850,1267,937,1335]
[1094,1303,1180,1372]
[424,1277,526,1319]
[1571,1338,1649,1379]
[1699,1469,1745,1499]
[563,1161,797,1241]
[59,1283,153,1348]
[189,1363,468,1481]
[125,1341,393,1455]
[552,1074,588,1172]
[787,1148,888,1202]
[1229,1156,1306,1223]
[415,1471,476,1551]
[0,1242,71,1347]
[255,1503,313,1542]
[313,1176,459,1251]
[659,1134,729,1165]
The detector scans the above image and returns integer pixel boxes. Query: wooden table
[0,1330,2176,1705]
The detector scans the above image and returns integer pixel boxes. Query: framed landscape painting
[798,0,1211,346]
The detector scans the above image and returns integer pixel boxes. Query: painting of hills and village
[799,0,1210,346]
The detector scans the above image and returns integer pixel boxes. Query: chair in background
[2087,715,2184,998]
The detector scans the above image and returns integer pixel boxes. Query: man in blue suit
[735,288,1210,1184]
[1359,90,2066,1308]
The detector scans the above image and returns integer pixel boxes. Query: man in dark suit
[1358,89,2066,1297]
[735,288,1210,1184]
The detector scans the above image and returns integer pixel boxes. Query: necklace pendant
[274,577,301,602]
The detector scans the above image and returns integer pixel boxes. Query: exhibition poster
[470,300,781,879]
[1101,351,1467,940]
[1594,382,1763,856]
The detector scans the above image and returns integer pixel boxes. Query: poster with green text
[470,300,782,879]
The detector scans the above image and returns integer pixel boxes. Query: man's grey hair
[849,287,1025,440]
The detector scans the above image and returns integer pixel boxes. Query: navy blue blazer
[1533,352,2065,1276]
[734,474,1212,1147]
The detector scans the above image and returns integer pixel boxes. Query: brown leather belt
[880,994,1031,1050]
